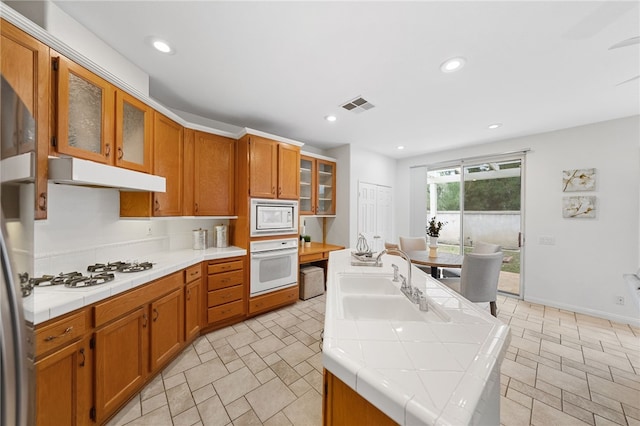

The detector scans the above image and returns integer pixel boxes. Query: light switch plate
[539,236,556,245]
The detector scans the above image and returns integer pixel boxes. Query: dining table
[406,250,464,279]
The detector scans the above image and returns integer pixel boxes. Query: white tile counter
[24,246,246,325]
[322,249,510,425]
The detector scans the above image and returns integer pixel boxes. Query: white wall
[325,145,396,249]
[397,116,640,325]
[33,184,222,275]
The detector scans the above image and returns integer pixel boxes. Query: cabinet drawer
[207,260,243,275]
[35,310,87,358]
[300,252,325,263]
[249,286,298,315]
[207,300,244,324]
[94,271,183,327]
[185,264,202,283]
[207,270,243,291]
[208,285,243,307]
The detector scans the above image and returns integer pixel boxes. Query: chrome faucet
[376,249,413,299]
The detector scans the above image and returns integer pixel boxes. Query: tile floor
[107,294,640,426]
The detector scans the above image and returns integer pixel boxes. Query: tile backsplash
[34,183,224,275]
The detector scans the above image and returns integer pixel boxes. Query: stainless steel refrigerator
[1,213,29,426]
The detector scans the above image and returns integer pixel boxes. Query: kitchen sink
[338,274,401,295]
[341,295,423,321]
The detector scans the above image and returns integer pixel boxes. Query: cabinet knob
[154,199,160,211]
[142,313,148,328]
[195,203,199,213]
[105,144,111,157]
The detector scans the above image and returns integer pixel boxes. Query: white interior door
[358,182,392,253]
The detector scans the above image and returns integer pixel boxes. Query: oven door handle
[251,248,299,259]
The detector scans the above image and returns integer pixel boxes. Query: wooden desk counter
[299,242,344,264]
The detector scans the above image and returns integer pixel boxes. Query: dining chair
[398,236,428,251]
[398,236,430,274]
[439,251,504,317]
[384,241,399,250]
[442,241,502,278]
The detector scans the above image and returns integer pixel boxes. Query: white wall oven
[250,238,298,297]
[250,198,298,237]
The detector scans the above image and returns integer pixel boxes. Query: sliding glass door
[426,156,524,296]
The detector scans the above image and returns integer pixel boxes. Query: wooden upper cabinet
[1,20,50,219]
[152,112,183,216]
[278,143,300,200]
[115,91,152,173]
[193,131,236,215]
[55,54,115,165]
[248,135,299,200]
[300,155,336,215]
[249,136,278,198]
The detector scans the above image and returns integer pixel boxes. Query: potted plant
[426,216,446,248]
[303,235,311,247]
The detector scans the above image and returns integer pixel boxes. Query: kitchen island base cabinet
[248,286,298,316]
[323,370,396,426]
[35,337,93,426]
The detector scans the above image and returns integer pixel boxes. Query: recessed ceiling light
[440,57,466,73]
[397,146,405,150]
[146,36,175,54]
[325,115,337,122]
[488,123,502,129]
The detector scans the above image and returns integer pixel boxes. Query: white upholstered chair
[398,236,430,273]
[384,241,400,250]
[439,251,504,317]
[442,241,502,278]
[398,236,428,251]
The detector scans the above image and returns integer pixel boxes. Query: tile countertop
[24,246,247,325]
[322,249,511,425]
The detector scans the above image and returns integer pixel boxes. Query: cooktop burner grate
[64,273,115,288]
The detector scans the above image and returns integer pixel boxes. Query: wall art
[562,168,596,192]
[562,196,596,218]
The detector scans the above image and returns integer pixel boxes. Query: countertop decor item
[426,216,446,257]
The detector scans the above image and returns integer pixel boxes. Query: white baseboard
[523,296,640,328]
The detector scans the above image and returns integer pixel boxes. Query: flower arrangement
[426,216,447,237]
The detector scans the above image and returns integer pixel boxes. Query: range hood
[1,152,34,183]
[48,157,166,192]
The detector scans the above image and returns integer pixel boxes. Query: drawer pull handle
[153,308,159,322]
[105,143,111,157]
[44,326,73,342]
[79,348,85,367]
[117,147,124,160]
[190,271,199,276]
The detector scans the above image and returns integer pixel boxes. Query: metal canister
[213,225,228,248]
[192,228,207,250]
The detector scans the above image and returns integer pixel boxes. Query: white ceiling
[51,1,639,159]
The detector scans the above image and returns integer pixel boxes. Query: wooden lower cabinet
[249,286,298,316]
[185,265,203,342]
[150,288,184,371]
[323,370,397,426]
[35,337,92,426]
[206,257,246,326]
[94,307,147,424]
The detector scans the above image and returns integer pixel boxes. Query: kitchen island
[322,249,510,425]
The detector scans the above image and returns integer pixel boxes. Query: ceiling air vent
[341,96,375,113]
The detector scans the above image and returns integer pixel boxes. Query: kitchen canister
[192,228,208,250]
[213,224,228,248]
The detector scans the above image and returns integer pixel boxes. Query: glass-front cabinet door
[115,91,151,173]
[56,54,114,164]
[299,155,315,214]
[316,159,335,215]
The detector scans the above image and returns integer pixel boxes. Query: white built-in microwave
[250,198,299,237]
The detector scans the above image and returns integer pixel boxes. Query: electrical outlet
[615,296,624,305]
[147,226,152,236]
[539,236,556,245]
